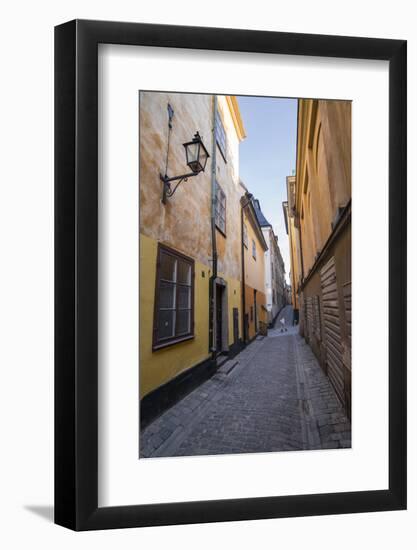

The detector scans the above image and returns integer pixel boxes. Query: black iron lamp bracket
[160,172,198,204]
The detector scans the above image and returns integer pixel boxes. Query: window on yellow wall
[153,244,194,350]
[252,239,256,260]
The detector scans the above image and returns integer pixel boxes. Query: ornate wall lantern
[183,132,210,175]
[160,105,210,204]
[161,131,210,204]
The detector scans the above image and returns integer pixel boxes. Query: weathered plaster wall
[140,91,213,267]
[214,95,243,281]
[140,91,244,280]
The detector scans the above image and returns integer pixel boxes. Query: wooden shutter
[313,295,321,340]
[302,297,308,339]
[306,296,313,341]
[320,257,345,404]
[342,281,352,418]
[343,282,352,351]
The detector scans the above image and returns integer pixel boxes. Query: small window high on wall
[215,110,227,161]
[215,181,226,235]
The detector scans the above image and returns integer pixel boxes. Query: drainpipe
[240,192,253,344]
[240,204,246,343]
[298,219,305,282]
[208,95,218,357]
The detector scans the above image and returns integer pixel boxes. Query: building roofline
[282,201,289,234]
[252,197,272,228]
[241,194,268,251]
[226,96,246,141]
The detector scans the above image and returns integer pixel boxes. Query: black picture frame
[55,19,407,531]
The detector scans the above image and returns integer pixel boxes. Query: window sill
[152,334,195,351]
[215,226,227,238]
[216,141,227,163]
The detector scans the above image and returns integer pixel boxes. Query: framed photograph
[55,20,406,530]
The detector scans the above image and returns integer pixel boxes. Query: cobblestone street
[140,306,351,458]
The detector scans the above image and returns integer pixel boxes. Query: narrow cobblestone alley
[140,306,351,458]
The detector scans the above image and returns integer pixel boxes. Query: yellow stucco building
[139,92,247,424]
[283,175,302,319]
[286,98,351,416]
[240,187,268,341]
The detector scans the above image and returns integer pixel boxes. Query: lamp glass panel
[160,254,177,282]
[158,310,175,339]
[199,145,208,170]
[159,281,176,308]
[186,142,199,164]
[178,285,191,309]
[177,261,191,284]
[176,310,191,335]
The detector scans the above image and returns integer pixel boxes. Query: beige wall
[292,98,352,415]
[288,216,301,310]
[285,176,302,310]
[140,92,212,267]
[140,91,244,279]
[296,99,352,275]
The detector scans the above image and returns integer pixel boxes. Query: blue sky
[237,96,297,283]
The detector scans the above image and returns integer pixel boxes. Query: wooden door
[233,307,239,346]
[306,296,313,342]
[216,285,223,352]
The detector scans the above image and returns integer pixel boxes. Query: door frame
[214,278,229,353]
